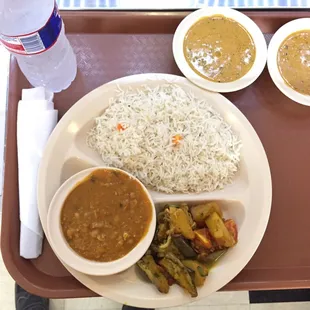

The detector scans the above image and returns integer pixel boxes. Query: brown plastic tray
[2,10,310,299]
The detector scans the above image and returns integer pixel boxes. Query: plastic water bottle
[0,0,77,92]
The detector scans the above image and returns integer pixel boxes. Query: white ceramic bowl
[46,167,156,276]
[173,8,267,93]
[268,18,310,106]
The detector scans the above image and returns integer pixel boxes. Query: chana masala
[61,169,153,262]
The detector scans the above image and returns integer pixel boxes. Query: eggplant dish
[137,202,238,297]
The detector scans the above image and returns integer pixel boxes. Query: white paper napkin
[17,87,58,259]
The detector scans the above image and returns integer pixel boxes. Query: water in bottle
[0,0,77,92]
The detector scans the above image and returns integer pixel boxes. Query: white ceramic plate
[173,8,267,93]
[38,73,272,308]
[267,18,310,106]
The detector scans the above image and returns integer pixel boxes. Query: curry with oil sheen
[184,15,256,83]
[61,169,153,262]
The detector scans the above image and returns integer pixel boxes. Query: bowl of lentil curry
[47,167,156,276]
[173,8,267,93]
[268,18,310,106]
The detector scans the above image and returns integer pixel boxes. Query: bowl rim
[172,7,267,93]
[267,18,310,106]
[46,167,156,276]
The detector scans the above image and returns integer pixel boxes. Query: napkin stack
[17,87,58,259]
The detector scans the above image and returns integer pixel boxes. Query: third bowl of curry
[268,18,310,106]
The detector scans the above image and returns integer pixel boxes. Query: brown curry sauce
[277,30,310,96]
[61,169,153,262]
[183,15,256,83]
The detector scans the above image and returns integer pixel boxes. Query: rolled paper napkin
[17,87,58,259]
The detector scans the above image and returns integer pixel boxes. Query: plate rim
[38,73,272,307]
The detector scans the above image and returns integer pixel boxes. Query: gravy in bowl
[183,15,256,83]
[61,169,153,262]
[277,30,310,96]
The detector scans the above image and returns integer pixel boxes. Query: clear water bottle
[0,0,77,92]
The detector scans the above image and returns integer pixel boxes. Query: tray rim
[2,9,310,299]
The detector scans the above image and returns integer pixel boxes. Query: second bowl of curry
[47,167,156,276]
[173,8,267,93]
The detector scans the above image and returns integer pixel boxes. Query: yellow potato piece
[170,208,195,239]
[205,212,235,247]
[190,202,223,223]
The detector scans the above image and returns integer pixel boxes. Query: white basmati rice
[87,84,242,193]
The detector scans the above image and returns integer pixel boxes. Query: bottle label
[0,3,62,55]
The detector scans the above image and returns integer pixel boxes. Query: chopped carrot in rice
[172,134,183,146]
[117,123,125,132]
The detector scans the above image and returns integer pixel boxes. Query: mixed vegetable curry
[61,169,153,262]
[137,202,238,296]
